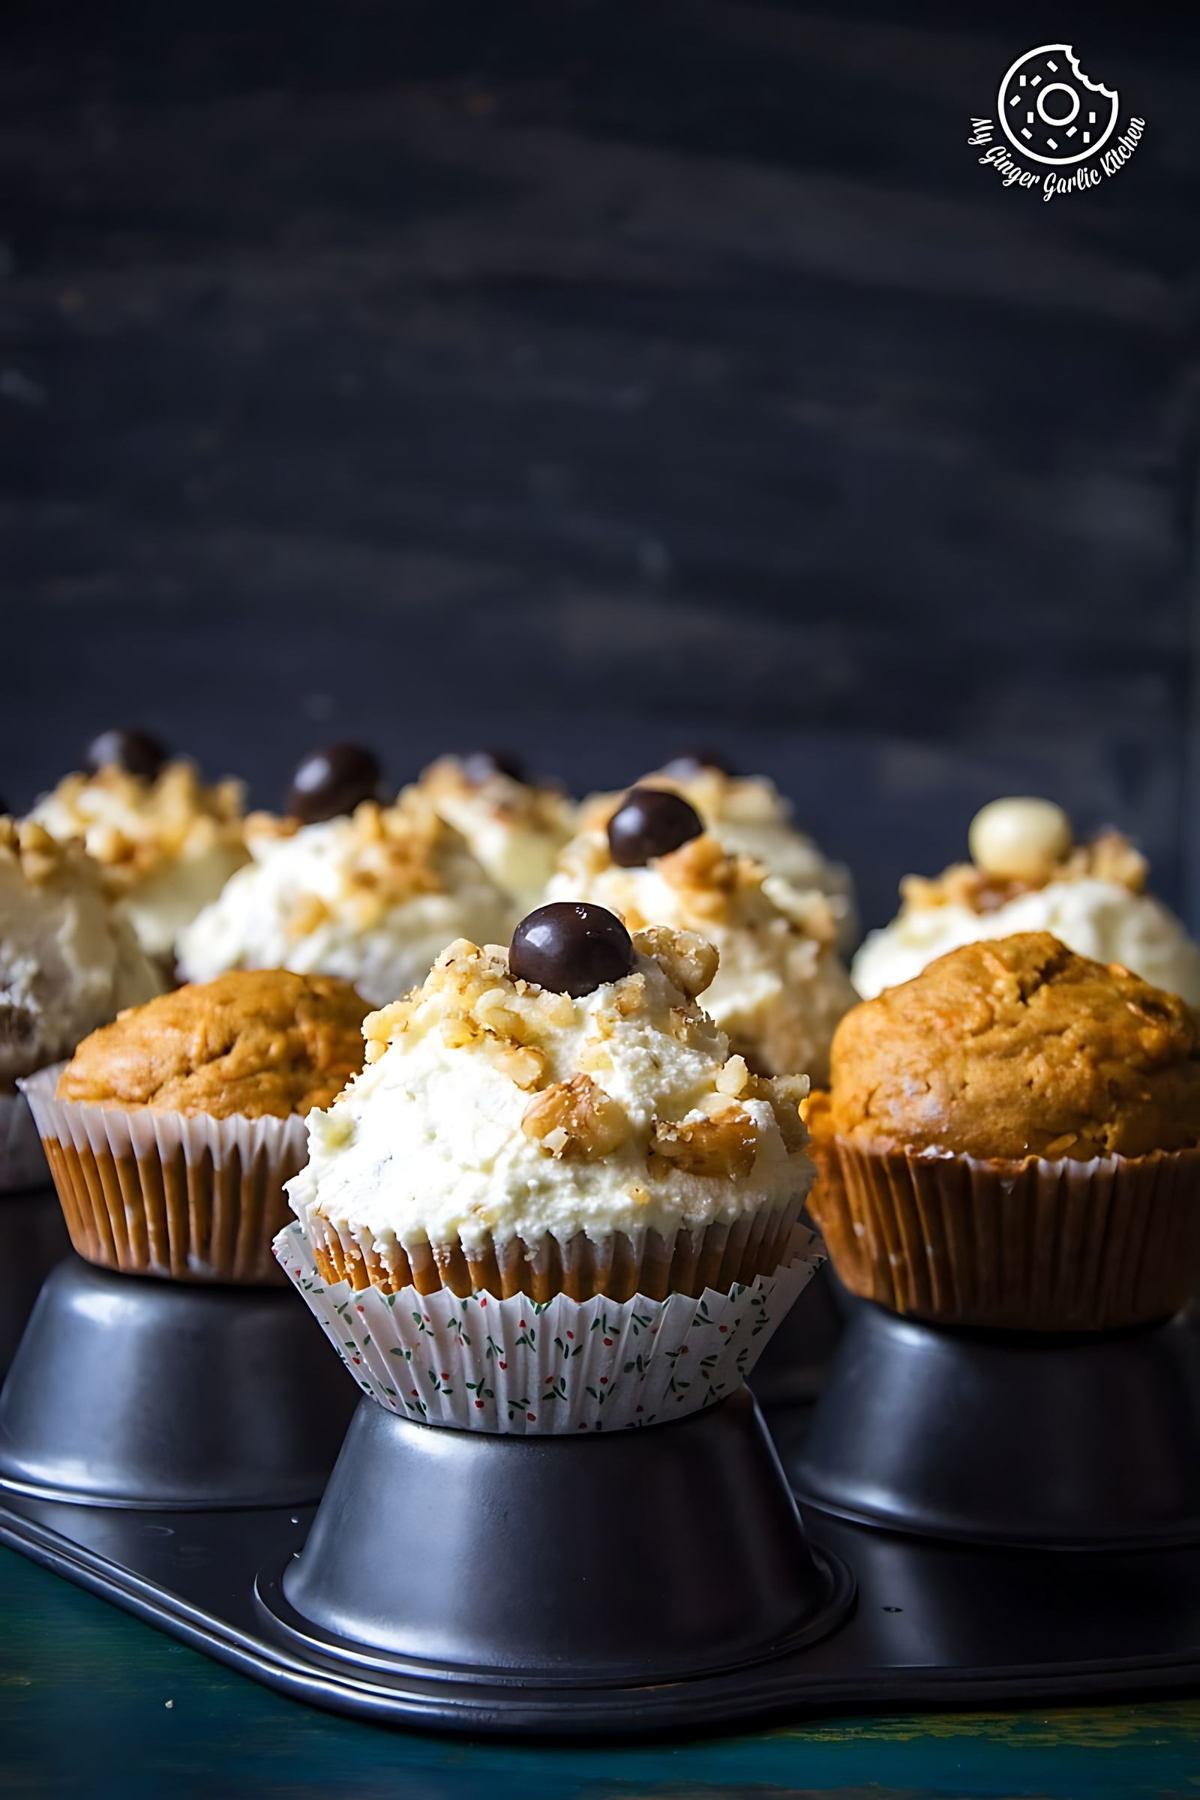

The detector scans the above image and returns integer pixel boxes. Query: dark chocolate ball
[607,786,703,867]
[509,902,633,997]
[0,796,9,817]
[461,748,528,787]
[661,748,737,779]
[83,728,168,781]
[287,743,383,823]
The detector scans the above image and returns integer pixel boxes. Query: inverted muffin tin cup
[787,1297,1200,1548]
[0,1183,71,1377]
[0,1255,357,1508]
[255,1384,854,1683]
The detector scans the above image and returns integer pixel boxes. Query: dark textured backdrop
[1,2,1196,931]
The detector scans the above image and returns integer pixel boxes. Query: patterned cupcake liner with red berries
[273,1218,824,1433]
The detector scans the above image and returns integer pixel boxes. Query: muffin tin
[2,1286,1200,1735]
[784,1299,1200,1548]
[0,1254,357,1507]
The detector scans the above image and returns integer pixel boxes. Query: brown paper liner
[303,1197,803,1304]
[22,1069,308,1286]
[807,1135,1200,1332]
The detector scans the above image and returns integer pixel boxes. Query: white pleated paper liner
[22,1064,309,1283]
[273,1219,825,1433]
[0,1088,51,1193]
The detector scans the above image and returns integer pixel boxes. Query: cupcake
[853,797,1200,1004]
[414,751,574,911]
[278,907,823,1430]
[30,729,249,968]
[545,788,856,1084]
[1,819,164,1190]
[177,792,513,1006]
[290,903,813,1302]
[808,932,1200,1331]
[579,754,857,952]
[23,969,368,1282]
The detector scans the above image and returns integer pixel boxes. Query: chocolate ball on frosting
[509,902,633,997]
[287,743,383,824]
[608,787,703,868]
[84,728,168,782]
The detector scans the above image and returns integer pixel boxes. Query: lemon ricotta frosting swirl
[0,819,164,1083]
[546,827,856,1084]
[31,760,248,961]
[578,763,857,951]
[177,794,513,1005]
[288,923,813,1255]
[852,799,1200,1004]
[413,755,573,911]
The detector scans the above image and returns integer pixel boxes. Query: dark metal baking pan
[0,1255,357,1508]
[2,1380,1199,1736]
[785,1300,1200,1549]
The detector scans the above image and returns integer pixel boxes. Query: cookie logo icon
[998,45,1119,166]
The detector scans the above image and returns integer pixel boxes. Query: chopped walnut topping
[633,924,719,1000]
[417,757,574,836]
[34,761,245,883]
[649,1106,758,1178]
[522,1074,629,1159]
[755,1073,810,1152]
[614,974,646,1016]
[903,828,1149,916]
[716,1053,752,1097]
[0,817,93,887]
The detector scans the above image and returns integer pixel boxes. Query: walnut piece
[650,1106,758,1178]
[632,924,719,1000]
[522,1074,629,1159]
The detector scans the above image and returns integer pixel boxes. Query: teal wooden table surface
[1,1548,1197,1799]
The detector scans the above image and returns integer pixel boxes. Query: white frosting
[31,762,247,960]
[289,931,812,1252]
[545,832,856,1083]
[852,877,1200,1004]
[177,802,514,1006]
[579,768,858,951]
[0,827,164,1083]
[414,759,573,910]
[543,831,852,1072]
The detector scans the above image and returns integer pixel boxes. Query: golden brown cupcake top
[827,932,1200,1161]
[57,970,369,1119]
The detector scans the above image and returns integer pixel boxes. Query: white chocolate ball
[968,798,1073,882]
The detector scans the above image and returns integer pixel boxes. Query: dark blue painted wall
[2,2,1196,931]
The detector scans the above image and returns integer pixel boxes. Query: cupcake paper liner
[0,1088,51,1194]
[295,1195,805,1305]
[809,1136,1200,1332]
[274,1217,824,1433]
[20,1065,308,1285]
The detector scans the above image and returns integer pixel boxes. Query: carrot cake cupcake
[25,969,368,1281]
[177,791,513,1006]
[545,788,856,1084]
[1,818,163,1188]
[852,797,1200,1003]
[809,931,1200,1330]
[579,754,857,952]
[413,751,573,911]
[30,729,248,965]
[290,903,814,1302]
